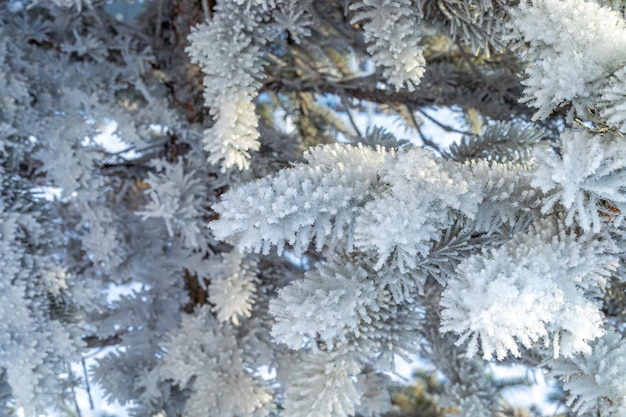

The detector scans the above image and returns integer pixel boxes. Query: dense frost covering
[186,2,265,170]
[509,0,626,120]
[350,0,426,90]
[212,144,390,255]
[441,219,615,360]
[2,0,626,417]
[532,129,626,231]
[549,331,626,415]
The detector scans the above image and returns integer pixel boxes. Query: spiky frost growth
[282,349,361,417]
[354,147,481,272]
[203,89,261,171]
[185,0,312,169]
[141,306,274,417]
[273,259,424,367]
[269,255,379,350]
[532,129,626,231]
[213,144,502,274]
[213,143,536,291]
[139,158,206,247]
[598,65,626,132]
[441,219,615,360]
[186,2,266,170]
[208,251,258,325]
[211,144,390,255]
[549,330,626,416]
[350,0,425,91]
[509,0,626,119]
[270,1,313,43]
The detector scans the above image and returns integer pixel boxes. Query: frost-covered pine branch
[211,144,390,255]
[208,251,259,325]
[282,347,362,417]
[440,218,616,360]
[186,2,265,171]
[187,1,313,170]
[350,0,425,91]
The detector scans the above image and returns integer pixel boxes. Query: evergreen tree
[0,0,625,416]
